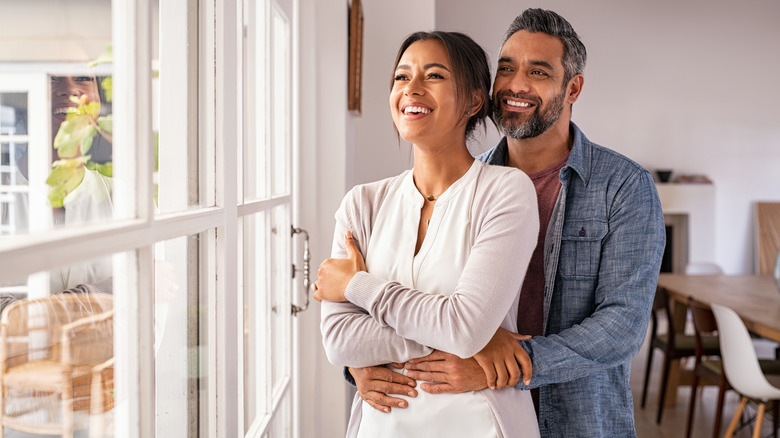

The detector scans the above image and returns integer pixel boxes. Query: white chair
[684,262,724,275]
[710,303,780,438]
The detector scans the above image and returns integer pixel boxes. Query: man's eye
[531,70,549,77]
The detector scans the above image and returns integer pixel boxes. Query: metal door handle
[291,225,311,315]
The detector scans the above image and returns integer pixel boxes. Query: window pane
[271,7,290,197]
[154,0,204,214]
[1,139,28,235]
[0,253,119,438]
[242,212,268,432]
[270,205,291,390]
[243,0,269,201]
[154,233,208,437]
[0,3,121,237]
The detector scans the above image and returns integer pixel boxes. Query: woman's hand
[472,327,532,390]
[313,230,366,302]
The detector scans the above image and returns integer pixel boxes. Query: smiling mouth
[403,106,432,115]
[505,100,532,108]
[53,106,78,117]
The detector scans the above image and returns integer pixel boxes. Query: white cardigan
[321,160,540,437]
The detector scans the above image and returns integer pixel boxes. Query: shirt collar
[481,121,592,186]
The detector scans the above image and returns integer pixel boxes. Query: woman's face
[389,39,467,146]
[50,75,100,124]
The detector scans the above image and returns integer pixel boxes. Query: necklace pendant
[426,195,435,201]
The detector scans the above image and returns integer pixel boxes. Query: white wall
[349,0,437,187]
[303,0,780,434]
[433,0,780,274]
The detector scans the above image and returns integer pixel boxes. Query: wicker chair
[0,293,113,438]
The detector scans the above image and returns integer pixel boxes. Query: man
[348,8,665,437]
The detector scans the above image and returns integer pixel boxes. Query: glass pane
[0,92,28,135]
[269,393,292,437]
[271,7,290,197]
[154,233,207,437]
[243,212,269,433]
[0,252,120,438]
[0,3,120,237]
[154,0,204,214]
[270,205,290,390]
[1,140,28,235]
[243,0,268,201]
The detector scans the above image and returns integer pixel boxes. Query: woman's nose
[404,76,424,96]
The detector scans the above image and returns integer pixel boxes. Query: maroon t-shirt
[516,153,569,337]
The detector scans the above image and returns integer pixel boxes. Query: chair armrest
[92,357,115,376]
[61,310,114,365]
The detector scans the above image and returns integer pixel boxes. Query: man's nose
[503,73,531,94]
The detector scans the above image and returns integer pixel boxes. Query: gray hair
[502,8,587,85]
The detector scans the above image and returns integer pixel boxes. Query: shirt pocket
[558,219,607,278]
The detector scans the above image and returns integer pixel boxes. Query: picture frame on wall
[348,0,363,113]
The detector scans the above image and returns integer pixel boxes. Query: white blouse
[321,160,541,437]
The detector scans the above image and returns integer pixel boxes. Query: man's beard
[492,87,566,139]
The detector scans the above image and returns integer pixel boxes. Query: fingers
[515,346,533,386]
[405,350,450,365]
[351,365,417,414]
[505,354,521,387]
[510,332,532,341]
[344,230,357,259]
[404,370,449,383]
[473,354,497,390]
[312,283,322,302]
[362,391,408,413]
[418,382,456,394]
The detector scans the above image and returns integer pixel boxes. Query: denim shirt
[478,122,665,437]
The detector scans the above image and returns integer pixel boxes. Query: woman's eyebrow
[395,63,451,72]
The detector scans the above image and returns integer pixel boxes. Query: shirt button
[579,227,586,236]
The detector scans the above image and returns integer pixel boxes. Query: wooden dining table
[657,273,780,343]
[654,273,780,405]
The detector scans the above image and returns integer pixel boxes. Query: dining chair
[685,297,729,438]
[711,303,780,438]
[641,286,720,424]
[0,293,114,438]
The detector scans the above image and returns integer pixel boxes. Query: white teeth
[404,106,431,115]
[506,100,531,108]
[54,107,78,115]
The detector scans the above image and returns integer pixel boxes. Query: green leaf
[101,77,113,102]
[86,161,113,178]
[54,115,97,159]
[85,101,101,119]
[97,114,113,134]
[46,160,85,208]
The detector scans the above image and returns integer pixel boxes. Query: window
[0,0,303,436]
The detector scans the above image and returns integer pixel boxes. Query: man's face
[492,30,568,139]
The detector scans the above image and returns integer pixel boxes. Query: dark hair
[502,8,587,85]
[391,31,491,139]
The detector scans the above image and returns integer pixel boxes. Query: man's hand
[403,328,532,394]
[403,351,488,394]
[313,231,366,302]
[350,366,417,413]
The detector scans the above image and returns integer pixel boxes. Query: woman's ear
[468,89,485,116]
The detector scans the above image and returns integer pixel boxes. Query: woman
[315,31,540,437]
